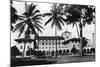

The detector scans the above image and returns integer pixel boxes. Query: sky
[11,1,95,46]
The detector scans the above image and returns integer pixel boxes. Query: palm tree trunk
[55,25,57,58]
[76,23,80,38]
[38,30,39,50]
[22,43,26,58]
[79,18,83,56]
[30,43,31,57]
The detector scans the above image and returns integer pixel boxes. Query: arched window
[49,47,51,49]
[42,40,44,45]
[52,40,54,45]
[44,40,46,45]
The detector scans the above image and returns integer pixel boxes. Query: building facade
[14,31,95,57]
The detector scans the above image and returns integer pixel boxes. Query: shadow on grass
[11,58,57,67]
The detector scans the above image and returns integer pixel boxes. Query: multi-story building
[14,31,95,56]
[14,31,72,56]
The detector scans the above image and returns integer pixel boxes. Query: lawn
[11,55,95,67]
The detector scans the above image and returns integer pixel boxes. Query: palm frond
[56,19,62,30]
[59,16,66,22]
[32,10,40,16]
[35,23,44,30]
[32,14,43,19]
[23,12,28,17]
[27,3,34,16]
[58,17,64,26]
[43,13,52,17]
[51,19,55,28]
[34,20,42,24]
[32,16,43,21]
[35,25,43,33]
[14,22,25,32]
[27,21,38,36]
[45,17,53,25]
[18,24,25,37]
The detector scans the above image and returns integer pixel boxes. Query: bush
[11,46,21,57]
[90,48,95,54]
[71,45,78,55]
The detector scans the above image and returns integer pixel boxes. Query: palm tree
[14,2,44,57]
[43,4,66,57]
[64,5,95,56]
[11,1,21,31]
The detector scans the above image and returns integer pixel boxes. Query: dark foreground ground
[11,55,95,67]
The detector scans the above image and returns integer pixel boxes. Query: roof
[35,36,64,40]
[63,37,88,45]
[15,38,35,43]
[63,38,80,44]
[63,31,71,34]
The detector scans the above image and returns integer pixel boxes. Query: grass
[11,55,95,67]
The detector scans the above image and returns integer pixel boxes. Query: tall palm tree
[43,4,66,57]
[14,2,44,57]
[64,5,95,56]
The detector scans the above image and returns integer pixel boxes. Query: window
[20,46,23,49]
[27,46,30,49]
[42,47,44,49]
[49,40,51,45]
[49,47,51,49]
[42,40,44,45]
[57,40,60,44]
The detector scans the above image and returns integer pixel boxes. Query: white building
[13,31,95,56]
[14,31,72,56]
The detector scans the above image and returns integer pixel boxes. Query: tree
[71,45,77,55]
[64,5,95,56]
[43,4,66,57]
[11,46,21,58]
[11,1,21,31]
[14,2,44,57]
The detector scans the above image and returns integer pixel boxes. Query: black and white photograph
[10,0,96,67]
